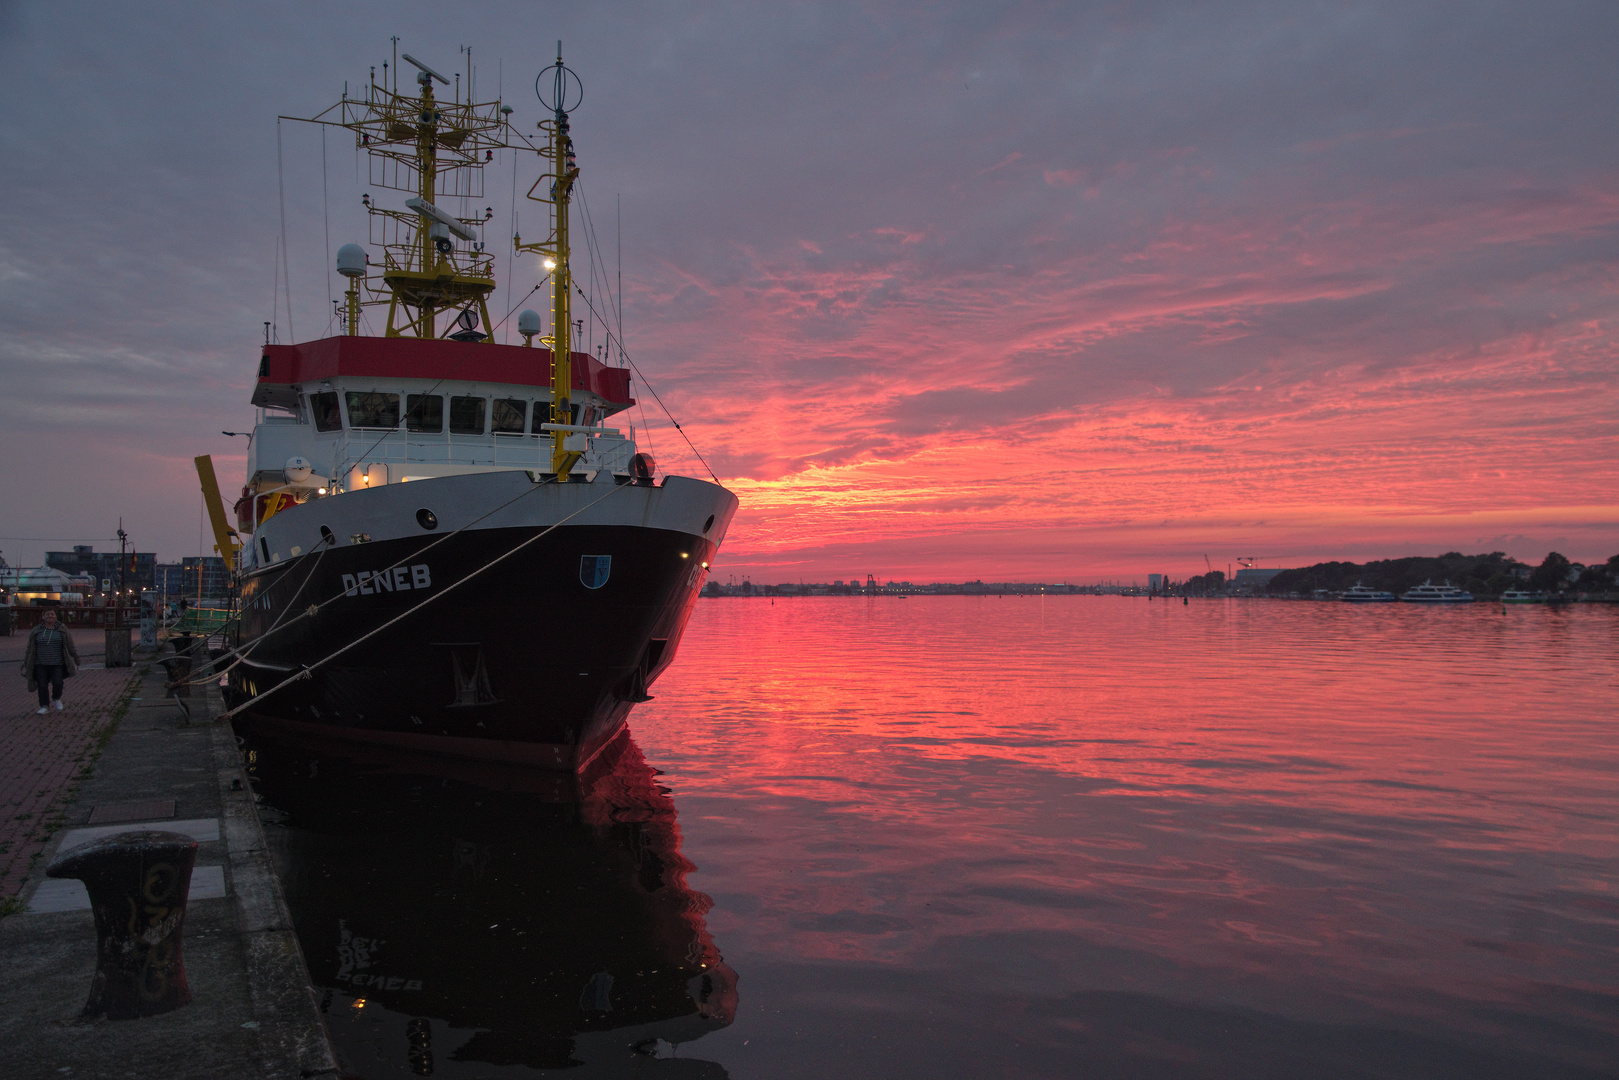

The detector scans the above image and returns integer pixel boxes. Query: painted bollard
[46,830,198,1019]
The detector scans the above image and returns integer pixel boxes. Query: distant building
[154,563,185,598]
[46,545,156,592]
[1,566,94,605]
[167,556,233,601]
[1148,573,1163,592]
[1234,567,1285,590]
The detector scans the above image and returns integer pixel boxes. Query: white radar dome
[336,244,367,277]
[517,309,543,337]
[283,456,313,484]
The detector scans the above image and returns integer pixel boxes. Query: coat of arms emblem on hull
[580,555,612,589]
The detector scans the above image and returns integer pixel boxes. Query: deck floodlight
[401,53,450,85]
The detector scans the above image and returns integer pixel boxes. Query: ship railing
[370,228,495,279]
[333,430,635,485]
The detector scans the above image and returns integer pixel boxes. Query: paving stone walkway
[0,628,138,901]
[0,646,338,1078]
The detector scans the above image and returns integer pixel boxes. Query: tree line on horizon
[1179,551,1619,597]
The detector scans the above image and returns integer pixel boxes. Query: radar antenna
[400,53,450,84]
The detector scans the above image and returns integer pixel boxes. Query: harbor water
[245,596,1619,1078]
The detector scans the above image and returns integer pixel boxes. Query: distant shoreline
[704,550,1619,601]
[701,590,1619,602]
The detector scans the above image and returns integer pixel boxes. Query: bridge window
[529,401,585,432]
[311,392,342,432]
[449,396,486,435]
[492,398,527,434]
[345,391,400,429]
[406,394,443,433]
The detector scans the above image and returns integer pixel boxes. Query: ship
[1399,580,1475,603]
[211,45,736,770]
[1341,583,1397,603]
[1500,589,1549,604]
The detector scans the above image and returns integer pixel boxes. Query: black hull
[229,522,712,769]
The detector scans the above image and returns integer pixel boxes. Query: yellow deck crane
[194,455,242,572]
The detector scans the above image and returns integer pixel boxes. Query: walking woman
[22,607,80,714]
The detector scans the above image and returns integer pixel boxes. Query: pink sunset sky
[1,1,1615,582]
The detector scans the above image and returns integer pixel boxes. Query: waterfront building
[1234,567,1285,591]
[171,556,233,601]
[45,545,156,592]
[153,562,185,598]
[0,566,95,605]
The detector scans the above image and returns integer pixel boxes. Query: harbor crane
[1237,556,1288,569]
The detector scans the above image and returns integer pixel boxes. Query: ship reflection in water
[238,725,737,1078]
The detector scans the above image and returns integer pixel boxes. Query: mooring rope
[218,476,633,720]
[182,472,567,678]
[176,531,337,686]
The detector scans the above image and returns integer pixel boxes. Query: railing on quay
[3,605,141,632]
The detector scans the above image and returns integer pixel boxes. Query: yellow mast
[416,69,439,333]
[515,44,583,476]
[289,49,507,341]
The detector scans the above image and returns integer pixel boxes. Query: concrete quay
[0,629,337,1079]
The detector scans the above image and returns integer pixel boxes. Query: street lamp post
[116,522,129,629]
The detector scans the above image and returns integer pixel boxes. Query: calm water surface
[248,597,1619,1078]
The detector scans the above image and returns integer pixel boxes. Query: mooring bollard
[104,626,133,668]
[161,654,194,699]
[46,830,198,1019]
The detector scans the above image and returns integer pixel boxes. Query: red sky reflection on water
[626,597,1619,1067]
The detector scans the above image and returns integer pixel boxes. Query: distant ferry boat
[1400,581,1474,604]
[1500,589,1548,604]
[1342,583,1397,603]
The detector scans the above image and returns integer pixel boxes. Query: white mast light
[401,53,450,85]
